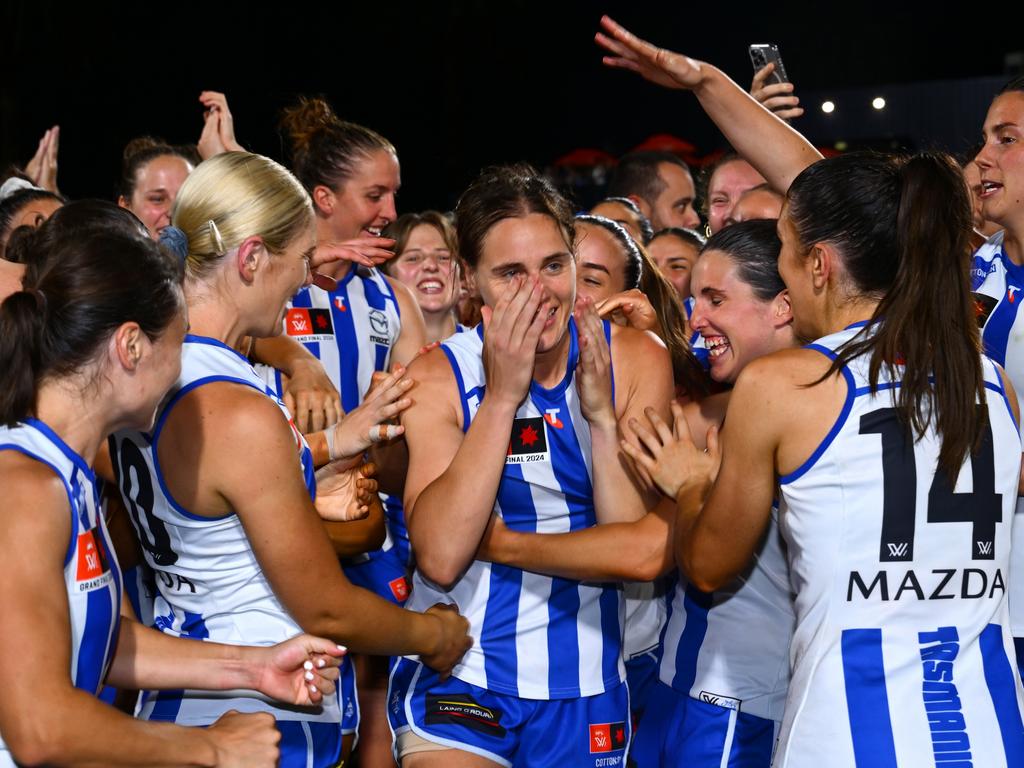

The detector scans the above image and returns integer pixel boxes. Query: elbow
[415,551,463,592]
[5,716,67,767]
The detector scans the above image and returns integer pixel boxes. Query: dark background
[2,1,1020,211]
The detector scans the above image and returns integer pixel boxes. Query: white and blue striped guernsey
[658,505,794,722]
[110,335,337,727]
[0,419,121,765]
[405,319,625,700]
[971,230,1024,639]
[775,322,1024,767]
[285,266,401,412]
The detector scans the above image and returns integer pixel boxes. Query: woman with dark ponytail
[0,201,346,768]
[600,17,1024,767]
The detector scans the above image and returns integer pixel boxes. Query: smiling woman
[390,164,673,767]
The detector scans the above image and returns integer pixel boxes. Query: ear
[465,262,478,294]
[111,322,144,372]
[236,236,267,284]
[117,195,131,210]
[808,241,835,291]
[771,289,793,327]
[312,185,336,217]
[627,194,651,219]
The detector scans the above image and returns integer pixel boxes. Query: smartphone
[749,44,789,85]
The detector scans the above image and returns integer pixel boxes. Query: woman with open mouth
[389,164,674,766]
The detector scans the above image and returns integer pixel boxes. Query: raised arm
[597,16,822,193]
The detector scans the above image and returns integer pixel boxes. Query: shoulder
[406,345,459,395]
[164,379,291,447]
[383,274,417,310]
[608,323,670,367]
[0,451,73,547]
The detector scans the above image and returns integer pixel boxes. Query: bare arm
[597,16,822,193]
[592,321,674,524]
[0,457,277,768]
[406,277,547,588]
[477,498,676,582]
[160,383,468,671]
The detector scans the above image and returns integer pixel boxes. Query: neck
[1001,226,1022,265]
[820,295,880,338]
[423,310,458,345]
[34,379,117,466]
[532,328,572,390]
[184,278,248,351]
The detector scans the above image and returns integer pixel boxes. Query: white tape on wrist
[325,423,339,461]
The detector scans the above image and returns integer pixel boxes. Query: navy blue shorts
[630,681,777,768]
[276,720,343,768]
[388,657,631,768]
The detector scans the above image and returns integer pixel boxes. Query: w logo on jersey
[977,540,994,556]
[887,542,910,558]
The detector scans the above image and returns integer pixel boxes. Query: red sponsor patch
[389,576,409,602]
[589,722,626,753]
[286,308,334,337]
[76,529,108,582]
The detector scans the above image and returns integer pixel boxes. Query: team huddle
[1,16,1023,768]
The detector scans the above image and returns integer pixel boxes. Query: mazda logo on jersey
[506,416,550,464]
[369,309,390,336]
[286,307,335,342]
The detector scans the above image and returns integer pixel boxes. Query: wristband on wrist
[324,423,339,461]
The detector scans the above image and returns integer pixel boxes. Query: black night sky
[2,1,1019,211]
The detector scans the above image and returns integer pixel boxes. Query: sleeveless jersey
[0,419,121,765]
[972,230,1024,638]
[405,320,626,700]
[110,334,336,726]
[658,505,794,722]
[284,265,401,412]
[774,322,1024,767]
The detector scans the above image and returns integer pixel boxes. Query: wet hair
[454,164,575,268]
[171,152,313,280]
[607,151,692,208]
[382,210,458,273]
[788,151,982,479]
[117,137,196,202]
[592,196,655,244]
[0,170,66,261]
[280,96,395,202]
[575,214,643,290]
[651,226,706,252]
[0,200,183,425]
[701,219,783,302]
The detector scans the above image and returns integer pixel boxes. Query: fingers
[620,436,659,480]
[671,400,688,440]
[772,106,805,120]
[368,423,404,443]
[628,415,664,460]
[309,404,326,434]
[645,406,675,446]
[706,423,721,459]
[283,391,297,420]
[751,62,774,91]
[293,394,311,433]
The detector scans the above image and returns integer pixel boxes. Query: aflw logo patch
[285,307,334,342]
[506,417,550,464]
[589,722,626,753]
[76,528,113,592]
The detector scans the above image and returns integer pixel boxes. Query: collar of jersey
[23,417,96,481]
[184,334,252,366]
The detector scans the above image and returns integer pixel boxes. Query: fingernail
[317,658,326,668]
[305,671,315,681]
[337,644,348,653]
[303,660,313,671]
[311,685,318,693]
